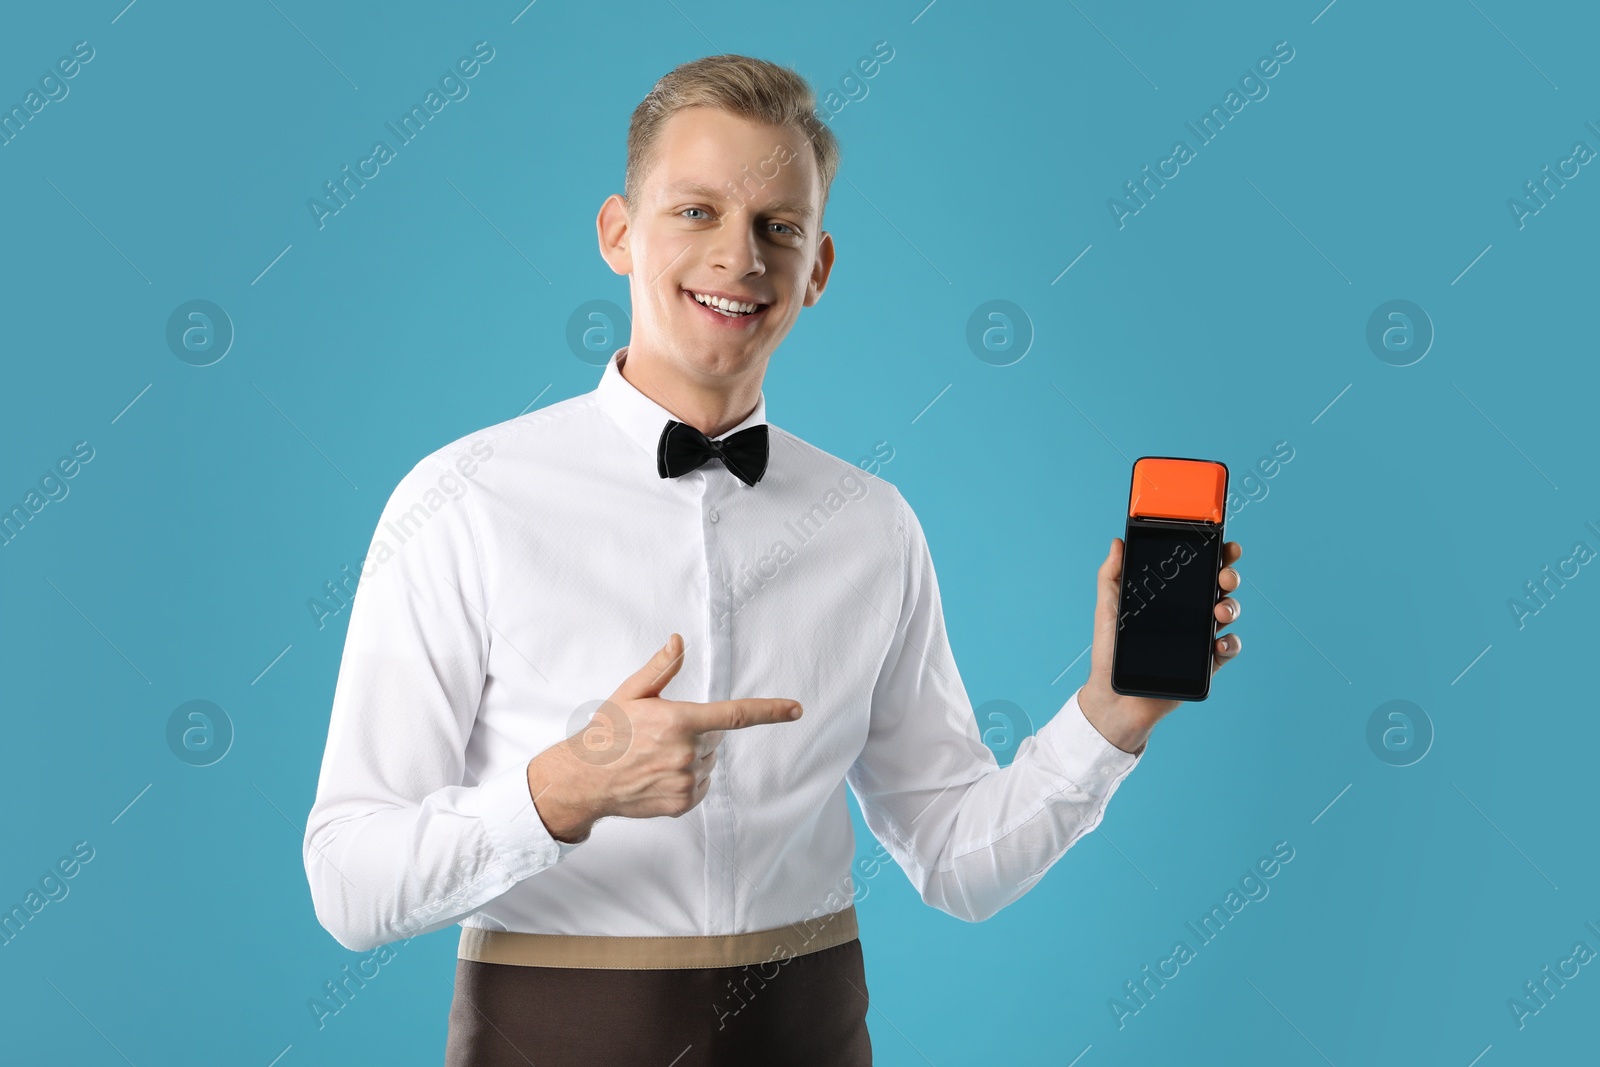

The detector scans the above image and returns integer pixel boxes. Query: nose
[706,208,765,278]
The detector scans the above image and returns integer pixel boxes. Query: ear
[803,230,836,307]
[597,194,633,275]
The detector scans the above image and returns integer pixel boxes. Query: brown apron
[444,905,872,1065]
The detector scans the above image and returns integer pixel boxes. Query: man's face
[598,106,834,380]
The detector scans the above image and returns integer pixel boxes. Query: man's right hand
[524,633,803,845]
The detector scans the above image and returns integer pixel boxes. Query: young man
[303,54,1243,1066]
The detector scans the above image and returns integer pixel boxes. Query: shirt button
[709,509,719,523]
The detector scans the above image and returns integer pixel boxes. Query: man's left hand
[1076,538,1244,755]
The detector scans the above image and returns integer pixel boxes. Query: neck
[618,343,763,438]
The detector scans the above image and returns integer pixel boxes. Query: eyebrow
[662,180,816,222]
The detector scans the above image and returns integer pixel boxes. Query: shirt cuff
[1036,687,1143,794]
[474,761,584,874]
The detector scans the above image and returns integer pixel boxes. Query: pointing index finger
[679,698,803,735]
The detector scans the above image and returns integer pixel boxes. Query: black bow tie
[657,420,769,487]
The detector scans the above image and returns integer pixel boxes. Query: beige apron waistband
[458,904,858,970]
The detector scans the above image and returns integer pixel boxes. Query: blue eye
[681,208,710,220]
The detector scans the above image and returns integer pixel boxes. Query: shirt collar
[594,345,768,460]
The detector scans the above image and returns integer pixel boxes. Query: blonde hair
[625,54,841,226]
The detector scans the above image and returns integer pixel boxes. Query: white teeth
[690,291,759,315]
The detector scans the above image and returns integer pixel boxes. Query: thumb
[615,633,686,702]
[1090,538,1123,676]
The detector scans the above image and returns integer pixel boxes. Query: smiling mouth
[684,289,768,319]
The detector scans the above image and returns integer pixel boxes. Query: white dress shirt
[303,347,1142,953]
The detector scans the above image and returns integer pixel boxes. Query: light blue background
[2,1,1595,1064]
